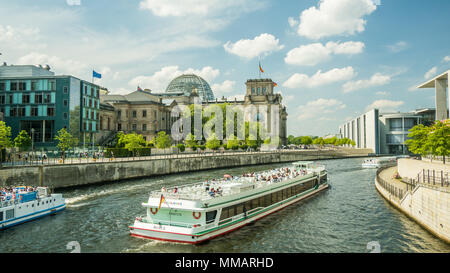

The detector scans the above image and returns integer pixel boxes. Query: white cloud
[288,17,299,27]
[296,98,346,120]
[283,67,356,89]
[139,0,265,17]
[17,52,88,78]
[386,41,409,53]
[365,99,404,112]
[376,91,389,96]
[342,73,390,93]
[128,65,220,92]
[424,67,437,79]
[211,80,236,94]
[224,33,284,59]
[285,41,364,66]
[296,0,377,40]
[444,56,450,62]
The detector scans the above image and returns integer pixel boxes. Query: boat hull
[130,183,329,244]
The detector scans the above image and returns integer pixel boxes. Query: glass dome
[165,74,215,101]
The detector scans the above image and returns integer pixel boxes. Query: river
[1,157,449,253]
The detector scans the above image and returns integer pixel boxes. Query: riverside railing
[0,147,346,168]
[376,166,405,200]
[407,169,450,188]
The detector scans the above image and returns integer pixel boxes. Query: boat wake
[65,180,166,207]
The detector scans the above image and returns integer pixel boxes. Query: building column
[435,78,448,120]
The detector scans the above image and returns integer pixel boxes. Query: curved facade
[165,74,214,101]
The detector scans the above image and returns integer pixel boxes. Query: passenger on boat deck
[173,187,178,194]
[209,188,215,197]
[161,187,166,192]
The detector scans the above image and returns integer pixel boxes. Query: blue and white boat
[0,187,65,230]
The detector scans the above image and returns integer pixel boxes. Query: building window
[63,100,68,107]
[31,81,37,91]
[22,94,30,104]
[262,87,266,94]
[18,107,25,117]
[132,111,137,118]
[117,110,121,118]
[142,110,147,117]
[0,82,5,91]
[389,118,403,131]
[132,124,137,131]
[118,123,122,131]
[63,86,68,94]
[63,112,68,119]
[49,81,56,91]
[44,94,51,103]
[31,107,38,117]
[35,94,43,103]
[0,95,5,104]
[47,107,55,117]
[257,87,260,94]
[251,87,255,94]
[19,82,26,91]
[89,123,92,131]
[10,107,16,117]
[142,124,147,131]
[10,82,17,91]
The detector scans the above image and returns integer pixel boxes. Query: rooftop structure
[417,70,449,121]
[165,74,214,102]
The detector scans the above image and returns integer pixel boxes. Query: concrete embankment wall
[0,149,371,189]
[376,169,450,244]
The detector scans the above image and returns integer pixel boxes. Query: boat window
[6,209,14,220]
[0,211,3,221]
[264,194,271,207]
[206,210,217,224]
[244,201,253,211]
[252,198,259,209]
[235,204,244,215]
[219,208,229,221]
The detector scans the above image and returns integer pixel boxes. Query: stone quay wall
[0,149,372,190]
[376,166,450,244]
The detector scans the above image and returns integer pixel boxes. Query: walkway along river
[0,157,449,253]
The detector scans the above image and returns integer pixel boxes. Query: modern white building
[417,70,449,121]
[339,109,380,154]
[339,108,435,155]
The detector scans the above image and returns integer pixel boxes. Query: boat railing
[142,218,198,229]
[148,171,308,201]
[0,199,19,208]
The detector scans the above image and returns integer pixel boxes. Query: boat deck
[149,167,315,202]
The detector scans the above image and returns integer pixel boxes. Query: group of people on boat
[246,167,306,184]
[1,186,37,202]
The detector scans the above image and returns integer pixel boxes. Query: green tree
[14,130,32,151]
[246,134,258,150]
[301,136,313,145]
[0,121,12,164]
[156,131,172,149]
[184,133,197,148]
[54,128,77,162]
[405,124,431,156]
[120,133,146,153]
[425,120,450,164]
[226,135,240,150]
[206,133,221,150]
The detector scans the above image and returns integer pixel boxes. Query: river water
[1,157,449,253]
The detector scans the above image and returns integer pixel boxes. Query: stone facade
[99,76,288,145]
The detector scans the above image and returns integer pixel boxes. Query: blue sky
[0,0,449,136]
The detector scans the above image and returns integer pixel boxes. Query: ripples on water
[1,158,449,253]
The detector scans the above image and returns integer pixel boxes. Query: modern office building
[339,108,436,155]
[417,70,449,121]
[0,64,101,148]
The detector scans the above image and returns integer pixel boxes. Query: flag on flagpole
[259,62,264,73]
[158,194,166,210]
[137,86,143,92]
[273,82,278,87]
[93,70,102,79]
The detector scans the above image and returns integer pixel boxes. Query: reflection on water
[1,158,449,253]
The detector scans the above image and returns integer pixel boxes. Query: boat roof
[292,161,314,165]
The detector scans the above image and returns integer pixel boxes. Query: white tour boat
[0,187,66,230]
[362,156,397,168]
[129,161,328,244]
